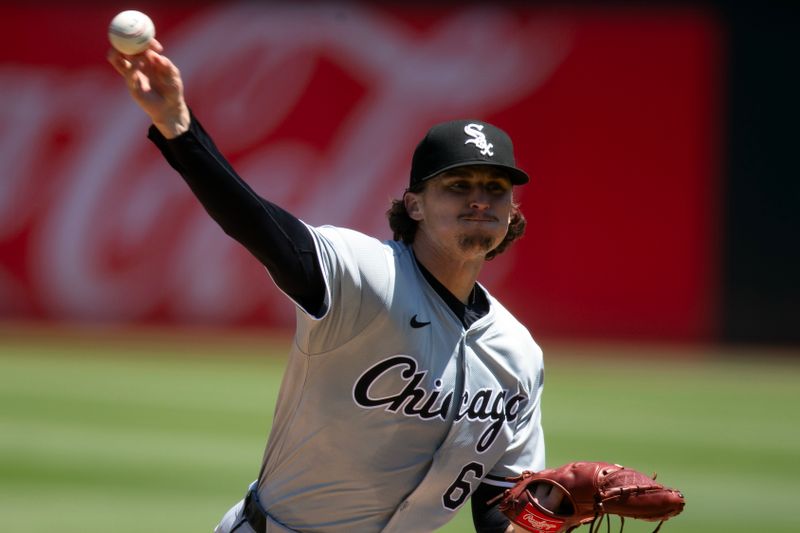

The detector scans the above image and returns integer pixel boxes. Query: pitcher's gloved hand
[490,461,685,533]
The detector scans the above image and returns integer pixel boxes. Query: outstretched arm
[107,45,326,316]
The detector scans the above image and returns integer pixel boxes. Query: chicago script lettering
[353,355,452,420]
[352,355,528,452]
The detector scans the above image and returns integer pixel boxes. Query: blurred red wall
[0,3,723,341]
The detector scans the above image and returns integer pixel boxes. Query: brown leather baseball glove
[490,461,685,533]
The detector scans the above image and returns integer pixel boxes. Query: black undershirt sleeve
[472,483,512,533]
[147,113,326,317]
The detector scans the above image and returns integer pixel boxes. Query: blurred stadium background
[1,1,798,532]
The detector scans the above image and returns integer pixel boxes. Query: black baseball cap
[409,119,530,187]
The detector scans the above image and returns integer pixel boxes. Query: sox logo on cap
[464,123,494,156]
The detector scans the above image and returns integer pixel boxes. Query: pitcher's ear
[404,192,424,221]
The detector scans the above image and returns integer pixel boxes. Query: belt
[242,486,267,533]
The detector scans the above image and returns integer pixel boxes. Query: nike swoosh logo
[410,314,431,328]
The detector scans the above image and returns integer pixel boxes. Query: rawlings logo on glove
[518,506,564,531]
[490,461,685,533]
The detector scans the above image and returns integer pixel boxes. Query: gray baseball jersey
[230,224,545,533]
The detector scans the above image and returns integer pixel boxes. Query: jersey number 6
[442,462,484,510]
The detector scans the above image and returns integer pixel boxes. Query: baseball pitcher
[108,36,683,533]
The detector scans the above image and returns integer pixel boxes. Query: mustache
[459,212,499,222]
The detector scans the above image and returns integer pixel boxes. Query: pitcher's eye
[486,181,510,194]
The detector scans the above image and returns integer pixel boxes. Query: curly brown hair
[386,183,526,260]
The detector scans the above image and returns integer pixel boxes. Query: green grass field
[1,326,798,532]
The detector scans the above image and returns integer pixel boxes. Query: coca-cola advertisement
[1,3,722,340]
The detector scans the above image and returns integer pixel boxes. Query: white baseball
[108,10,155,55]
